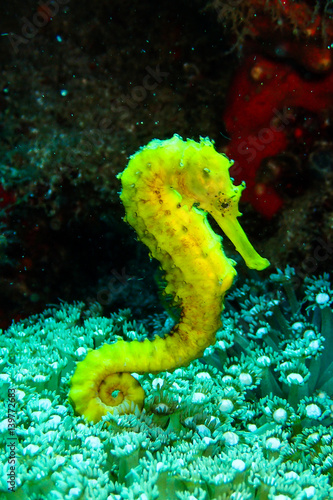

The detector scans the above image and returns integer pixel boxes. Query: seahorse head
[178,136,242,212]
[163,135,269,271]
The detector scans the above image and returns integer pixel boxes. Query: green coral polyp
[1,268,333,498]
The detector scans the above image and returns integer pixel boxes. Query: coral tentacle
[69,135,269,422]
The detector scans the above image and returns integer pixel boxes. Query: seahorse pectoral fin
[214,213,270,270]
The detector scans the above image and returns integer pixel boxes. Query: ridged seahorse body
[69,135,269,422]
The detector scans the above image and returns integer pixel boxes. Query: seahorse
[69,135,269,423]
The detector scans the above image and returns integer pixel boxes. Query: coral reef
[1,268,333,498]
[0,0,233,328]
[210,0,333,70]
[208,0,333,219]
[223,53,333,217]
[70,135,269,422]
[1,0,333,330]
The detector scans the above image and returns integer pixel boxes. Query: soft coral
[223,53,333,217]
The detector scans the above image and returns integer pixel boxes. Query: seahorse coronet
[69,134,270,423]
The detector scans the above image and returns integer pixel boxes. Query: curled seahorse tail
[69,326,213,423]
[69,340,146,423]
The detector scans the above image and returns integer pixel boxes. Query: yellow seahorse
[69,135,269,423]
